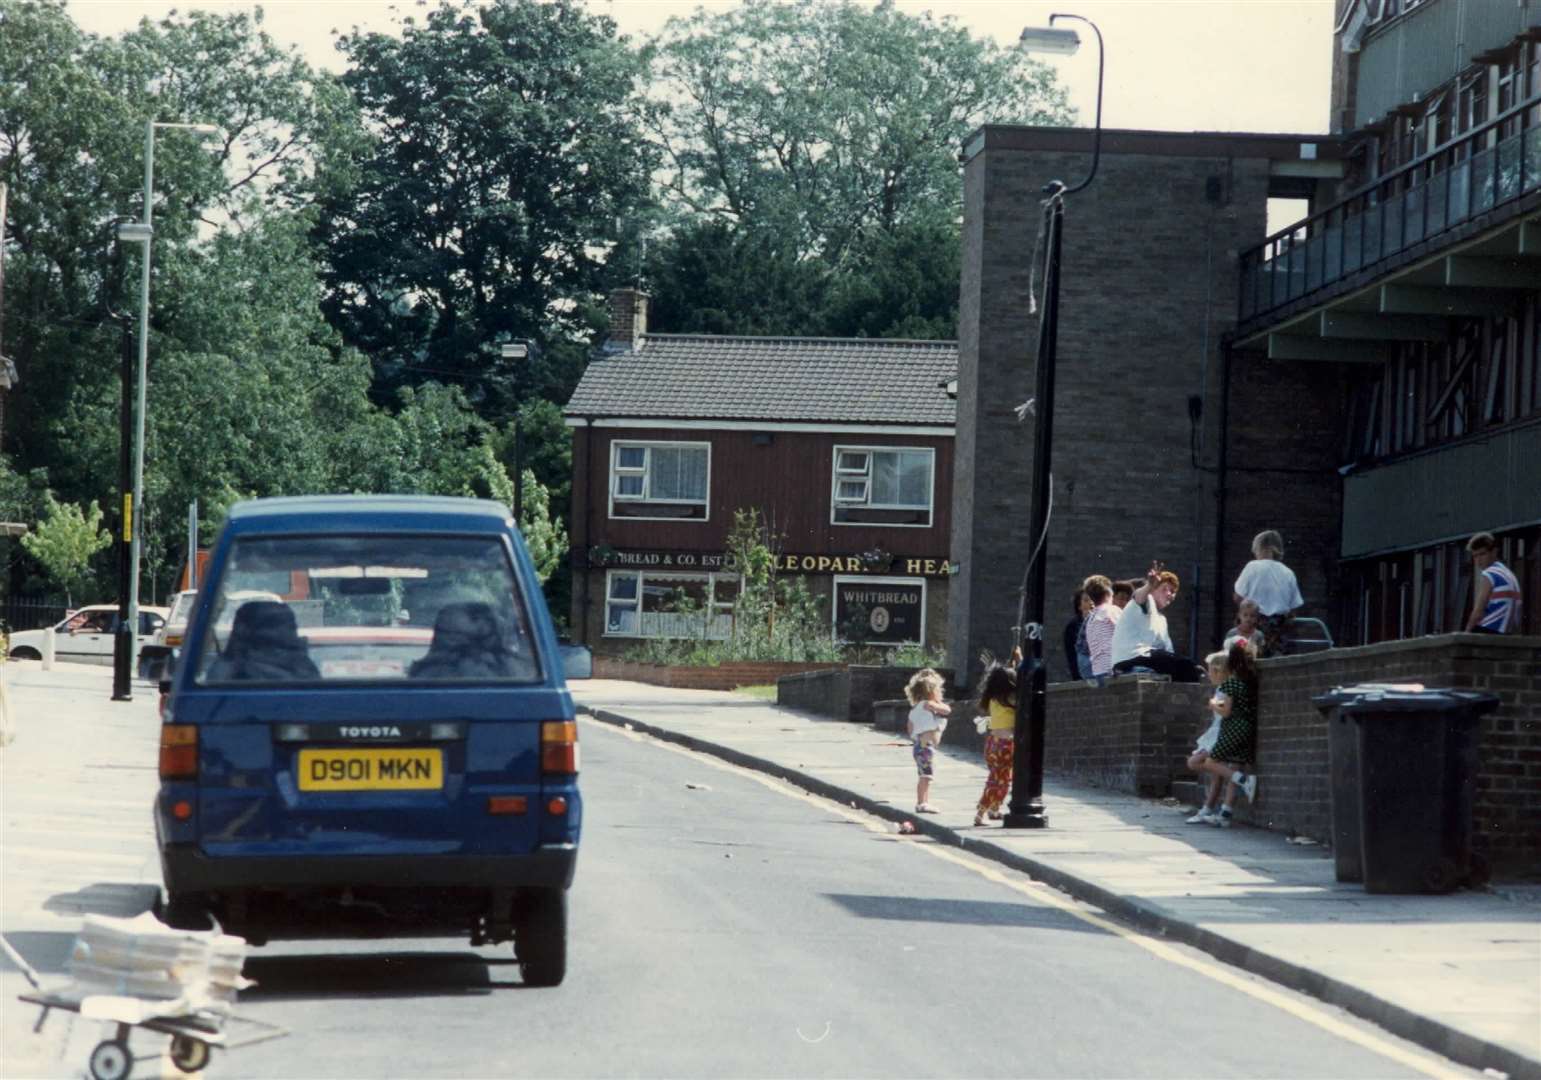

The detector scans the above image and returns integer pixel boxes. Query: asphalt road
[1,674,1476,1079]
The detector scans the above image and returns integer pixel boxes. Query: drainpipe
[1213,345,1234,639]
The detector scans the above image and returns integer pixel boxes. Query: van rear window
[192,534,540,684]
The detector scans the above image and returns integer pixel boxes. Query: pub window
[830,445,934,528]
[609,441,709,521]
[604,570,737,639]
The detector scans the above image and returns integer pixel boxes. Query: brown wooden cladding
[569,425,954,562]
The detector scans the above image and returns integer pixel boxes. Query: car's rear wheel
[515,888,567,987]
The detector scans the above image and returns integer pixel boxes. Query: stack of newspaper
[63,911,252,1022]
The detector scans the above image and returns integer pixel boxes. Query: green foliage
[641,0,1072,337]
[19,493,112,603]
[1,0,361,475]
[315,0,658,418]
[512,465,566,585]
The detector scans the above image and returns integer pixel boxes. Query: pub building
[563,289,957,656]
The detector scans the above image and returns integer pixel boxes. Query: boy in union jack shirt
[1465,533,1522,634]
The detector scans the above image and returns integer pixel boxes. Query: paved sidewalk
[573,679,1541,1080]
[1,662,164,1080]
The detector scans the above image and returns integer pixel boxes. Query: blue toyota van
[154,496,581,986]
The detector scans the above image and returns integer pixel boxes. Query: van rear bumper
[160,842,578,893]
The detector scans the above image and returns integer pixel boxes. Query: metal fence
[1,597,69,633]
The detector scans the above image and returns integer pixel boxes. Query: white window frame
[608,440,711,522]
[603,569,737,639]
[831,574,927,645]
[829,445,935,528]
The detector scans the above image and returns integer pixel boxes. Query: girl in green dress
[1194,640,1261,827]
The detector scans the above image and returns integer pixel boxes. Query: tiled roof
[564,335,957,426]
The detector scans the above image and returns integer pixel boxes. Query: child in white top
[1185,651,1231,824]
[905,667,951,814]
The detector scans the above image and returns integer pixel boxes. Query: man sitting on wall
[1110,562,1206,682]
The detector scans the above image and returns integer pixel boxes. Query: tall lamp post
[124,120,221,694]
[500,342,531,526]
[110,219,152,701]
[1004,14,1104,829]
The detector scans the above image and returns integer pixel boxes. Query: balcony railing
[1240,94,1541,324]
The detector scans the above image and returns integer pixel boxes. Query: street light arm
[1050,13,1104,196]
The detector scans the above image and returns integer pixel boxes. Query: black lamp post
[110,219,153,701]
[1004,13,1104,830]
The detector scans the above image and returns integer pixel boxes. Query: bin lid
[1312,683,1502,714]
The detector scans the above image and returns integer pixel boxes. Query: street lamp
[1004,13,1104,830]
[501,341,530,525]
[109,220,152,701]
[125,121,222,694]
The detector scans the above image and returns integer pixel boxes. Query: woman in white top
[1233,530,1303,656]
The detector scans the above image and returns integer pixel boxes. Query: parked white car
[139,590,198,680]
[7,604,169,665]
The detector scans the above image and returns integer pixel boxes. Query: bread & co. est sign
[590,546,953,578]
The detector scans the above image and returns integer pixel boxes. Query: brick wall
[1250,633,1541,875]
[1026,634,1540,875]
[1047,678,1212,796]
[950,126,1349,689]
[778,668,851,720]
[777,666,955,724]
[593,658,842,692]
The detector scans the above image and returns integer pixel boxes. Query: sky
[66,0,1336,136]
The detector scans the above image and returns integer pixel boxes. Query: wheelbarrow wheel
[89,1038,132,1080]
[169,1033,211,1073]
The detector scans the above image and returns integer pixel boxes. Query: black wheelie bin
[1313,684,1500,894]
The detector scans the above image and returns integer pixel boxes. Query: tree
[314,0,658,417]
[513,467,566,585]
[641,0,1072,337]
[19,492,111,603]
[0,0,362,477]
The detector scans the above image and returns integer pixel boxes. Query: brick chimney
[605,288,649,353]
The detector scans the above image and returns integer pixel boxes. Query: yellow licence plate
[297,748,443,791]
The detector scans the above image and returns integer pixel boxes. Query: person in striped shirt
[1465,533,1522,634]
[1082,574,1122,680]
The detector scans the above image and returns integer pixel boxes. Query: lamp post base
[111,630,133,702]
[1002,804,1048,829]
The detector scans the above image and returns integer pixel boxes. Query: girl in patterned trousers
[974,659,1019,826]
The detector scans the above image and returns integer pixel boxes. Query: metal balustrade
[1240,96,1541,324]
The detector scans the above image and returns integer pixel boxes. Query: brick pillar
[950,127,1294,685]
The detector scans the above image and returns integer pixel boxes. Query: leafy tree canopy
[0,0,361,475]
[18,492,111,604]
[315,0,658,418]
[641,0,1071,337]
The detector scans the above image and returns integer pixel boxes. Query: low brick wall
[777,669,850,719]
[594,658,843,692]
[1047,678,1211,796]
[1246,633,1540,876]
[778,666,956,724]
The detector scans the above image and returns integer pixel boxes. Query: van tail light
[159,725,198,779]
[541,720,578,775]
